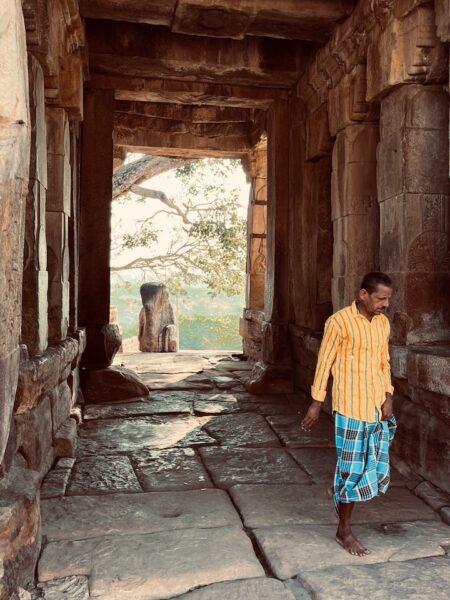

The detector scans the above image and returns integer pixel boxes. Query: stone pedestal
[378,85,450,344]
[79,89,115,368]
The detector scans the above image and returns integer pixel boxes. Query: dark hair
[360,272,393,294]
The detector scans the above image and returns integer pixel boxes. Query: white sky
[111,155,250,273]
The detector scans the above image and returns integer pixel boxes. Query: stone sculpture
[138,283,178,352]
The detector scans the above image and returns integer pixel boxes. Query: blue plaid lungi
[333,412,396,514]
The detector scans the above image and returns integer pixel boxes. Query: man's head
[358,272,393,316]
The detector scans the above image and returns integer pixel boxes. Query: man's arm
[301,317,341,430]
[380,320,394,420]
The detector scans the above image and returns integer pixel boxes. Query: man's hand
[301,400,322,431]
[381,394,393,420]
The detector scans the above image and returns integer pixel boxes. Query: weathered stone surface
[14,397,53,476]
[288,448,407,487]
[194,392,298,416]
[253,521,450,579]
[82,366,149,404]
[131,448,213,491]
[199,447,310,489]
[231,484,437,529]
[138,283,178,352]
[42,489,241,542]
[414,481,450,513]
[67,455,142,495]
[300,556,450,600]
[39,527,264,599]
[203,413,281,447]
[0,464,41,586]
[77,416,216,456]
[37,576,89,600]
[267,415,334,447]
[177,577,296,599]
[49,381,72,434]
[14,338,79,415]
[84,396,191,420]
[40,466,72,499]
[53,418,77,458]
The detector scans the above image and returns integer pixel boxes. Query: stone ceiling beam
[114,120,251,158]
[114,101,257,124]
[80,0,355,42]
[114,112,250,139]
[86,20,305,89]
[88,75,285,109]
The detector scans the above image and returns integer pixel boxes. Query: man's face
[359,284,392,316]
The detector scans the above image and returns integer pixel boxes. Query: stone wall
[288,0,450,493]
[0,1,87,597]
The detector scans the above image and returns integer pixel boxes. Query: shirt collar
[351,300,381,320]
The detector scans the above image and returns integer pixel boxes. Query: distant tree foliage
[111,158,247,296]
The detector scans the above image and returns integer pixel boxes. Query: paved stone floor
[36,352,450,600]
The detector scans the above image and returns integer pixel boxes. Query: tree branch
[131,185,193,225]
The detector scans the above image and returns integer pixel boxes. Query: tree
[111,158,248,297]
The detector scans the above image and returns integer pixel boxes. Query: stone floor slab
[253,521,450,579]
[230,484,437,528]
[300,556,450,600]
[42,488,241,541]
[37,576,89,600]
[83,397,192,420]
[38,526,264,600]
[199,447,310,489]
[66,455,142,496]
[77,416,216,455]
[176,577,296,599]
[203,413,281,447]
[131,448,213,491]
[267,415,334,448]
[288,448,407,486]
[194,393,299,416]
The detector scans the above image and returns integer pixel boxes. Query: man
[301,272,396,557]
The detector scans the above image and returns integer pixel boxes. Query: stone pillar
[79,89,116,368]
[46,107,71,343]
[246,141,267,311]
[246,100,292,392]
[0,0,30,465]
[240,140,267,360]
[378,85,450,344]
[331,123,380,310]
[21,54,48,356]
[69,121,80,333]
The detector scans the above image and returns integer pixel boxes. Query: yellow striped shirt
[311,301,394,422]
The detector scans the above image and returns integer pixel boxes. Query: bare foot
[335,530,370,557]
[327,485,333,498]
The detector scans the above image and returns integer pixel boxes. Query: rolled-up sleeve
[311,317,341,402]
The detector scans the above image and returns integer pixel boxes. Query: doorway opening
[110,155,250,352]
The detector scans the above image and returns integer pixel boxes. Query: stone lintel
[114,101,256,123]
[89,75,286,109]
[114,127,251,155]
[80,0,354,42]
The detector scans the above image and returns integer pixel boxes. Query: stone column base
[244,361,293,394]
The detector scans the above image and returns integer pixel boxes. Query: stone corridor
[34,353,450,600]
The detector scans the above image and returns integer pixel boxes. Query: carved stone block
[138,284,178,353]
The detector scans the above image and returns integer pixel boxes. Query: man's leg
[336,502,370,557]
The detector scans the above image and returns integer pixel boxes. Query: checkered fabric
[333,411,396,514]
